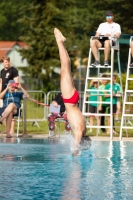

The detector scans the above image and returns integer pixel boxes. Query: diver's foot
[54,28,66,42]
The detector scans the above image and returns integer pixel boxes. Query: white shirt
[96,22,121,36]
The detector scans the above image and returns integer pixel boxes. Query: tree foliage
[18,0,77,92]
[1,0,133,91]
[0,0,32,40]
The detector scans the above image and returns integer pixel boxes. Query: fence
[19,90,133,134]
[46,91,84,118]
[25,90,133,120]
[24,90,47,127]
[21,90,84,134]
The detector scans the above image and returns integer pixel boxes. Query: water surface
[0,137,132,200]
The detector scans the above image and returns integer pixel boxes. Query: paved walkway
[24,134,133,142]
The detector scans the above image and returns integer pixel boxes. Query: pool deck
[18,134,133,142]
[1,134,133,142]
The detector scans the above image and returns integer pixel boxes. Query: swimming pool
[0,137,133,200]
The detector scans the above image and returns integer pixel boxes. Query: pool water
[0,137,133,200]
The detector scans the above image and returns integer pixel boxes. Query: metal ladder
[120,36,133,140]
[82,37,122,140]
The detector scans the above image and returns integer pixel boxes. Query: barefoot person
[0,80,29,138]
[0,56,19,135]
[54,28,90,151]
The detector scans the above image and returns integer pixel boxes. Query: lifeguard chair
[82,36,123,139]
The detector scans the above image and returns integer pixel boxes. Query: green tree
[18,0,133,92]
[0,0,32,40]
[18,0,77,92]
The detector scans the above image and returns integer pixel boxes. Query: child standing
[88,80,100,133]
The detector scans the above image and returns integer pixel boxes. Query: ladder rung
[85,101,111,104]
[86,89,111,92]
[123,114,133,117]
[87,77,111,80]
[98,48,105,50]
[86,125,112,128]
[127,78,133,80]
[89,66,111,68]
[98,47,119,51]
[124,102,133,104]
[89,65,111,69]
[126,90,133,93]
[121,126,133,129]
[83,113,111,116]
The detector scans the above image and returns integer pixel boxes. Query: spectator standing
[113,75,122,120]
[88,80,100,133]
[129,41,133,66]
[104,75,121,134]
[99,74,108,133]
[0,56,19,91]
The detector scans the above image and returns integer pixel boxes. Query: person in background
[54,28,91,154]
[48,93,71,137]
[129,41,133,66]
[0,56,19,135]
[90,11,121,67]
[0,80,29,138]
[99,74,108,133]
[113,75,122,120]
[88,79,100,133]
[104,75,121,134]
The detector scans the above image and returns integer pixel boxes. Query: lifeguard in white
[90,11,121,67]
[96,22,121,37]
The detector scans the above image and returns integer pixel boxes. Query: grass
[1,120,69,135]
[1,98,133,138]
[1,117,131,138]
[85,117,133,138]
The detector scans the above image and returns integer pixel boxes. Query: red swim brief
[62,90,79,104]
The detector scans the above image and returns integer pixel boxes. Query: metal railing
[18,90,133,137]
[46,90,84,118]
[24,90,47,123]
[17,90,84,129]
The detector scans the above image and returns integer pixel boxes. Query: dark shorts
[13,108,20,117]
[99,106,106,114]
[98,38,110,47]
[105,104,117,114]
[0,107,6,116]
[0,107,20,117]
[89,105,98,113]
